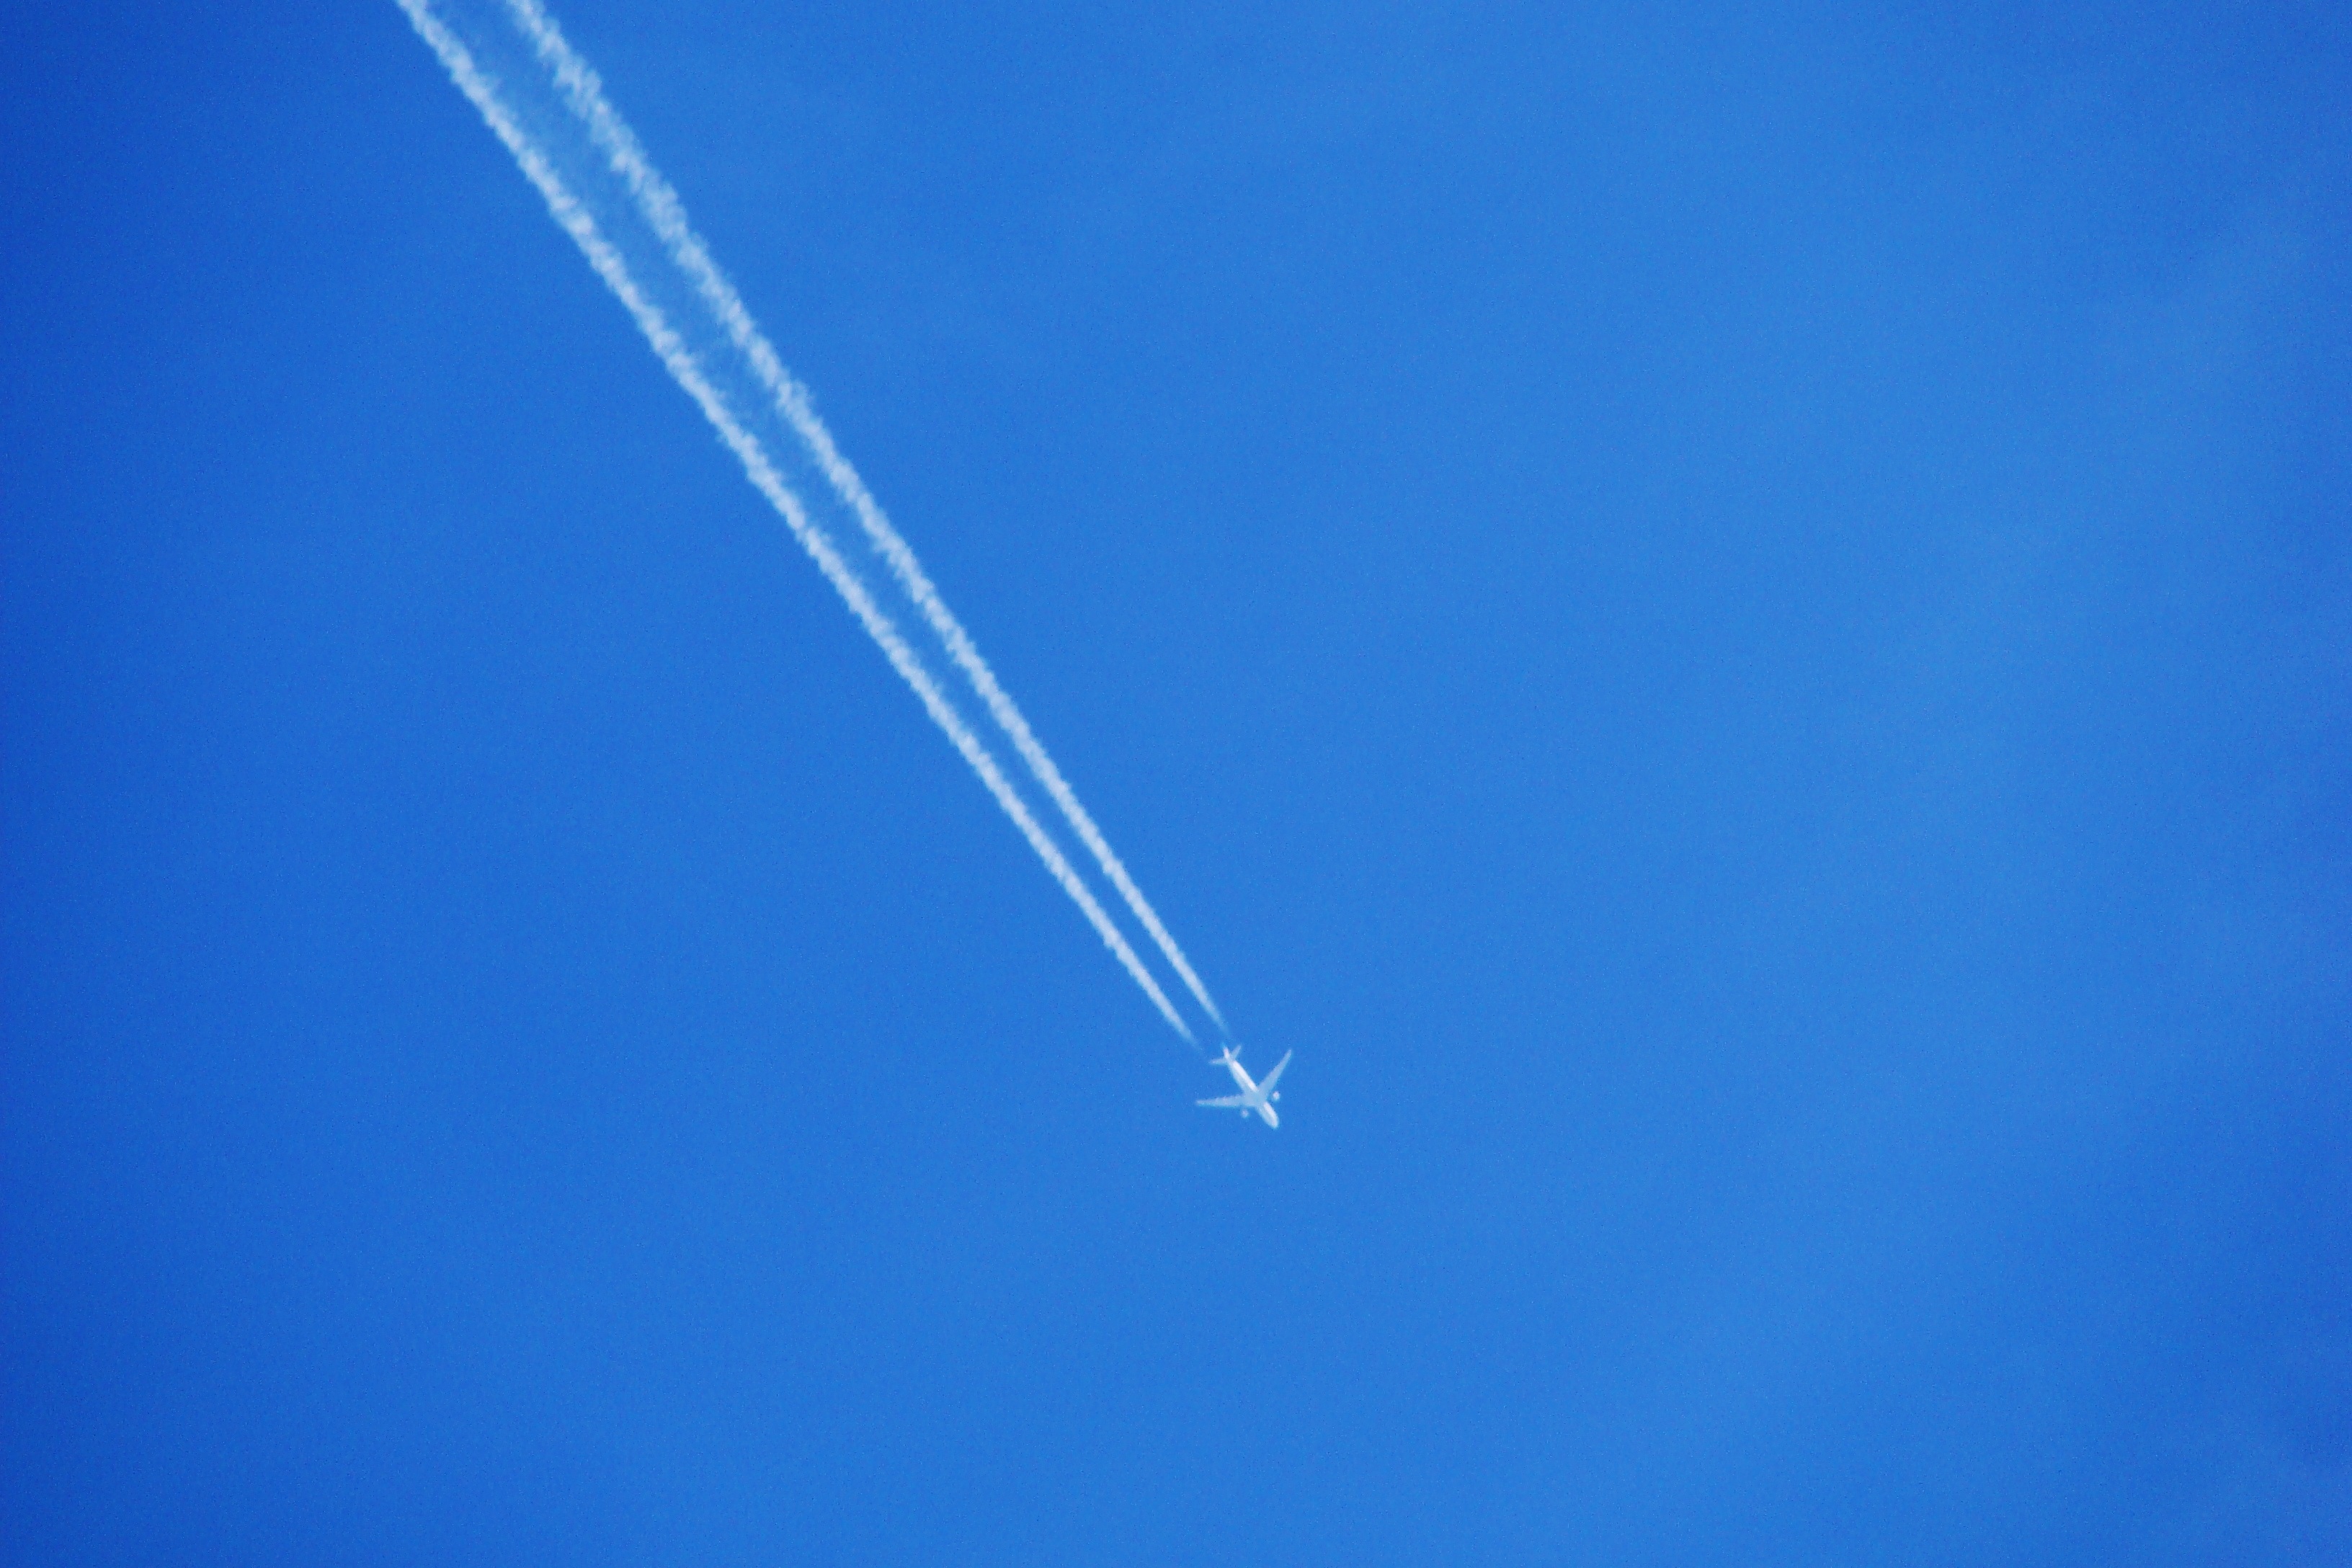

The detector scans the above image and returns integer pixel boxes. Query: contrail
[395,0,1194,1041]
[494,0,1231,1037]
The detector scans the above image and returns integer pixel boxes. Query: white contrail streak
[395,0,1194,1041]
[496,0,1231,1036]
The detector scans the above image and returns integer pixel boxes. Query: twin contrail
[396,0,1223,1041]
[494,0,1229,1038]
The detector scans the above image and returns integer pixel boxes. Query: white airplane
[1198,1045,1291,1128]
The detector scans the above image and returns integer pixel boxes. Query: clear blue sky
[4,3,2347,1562]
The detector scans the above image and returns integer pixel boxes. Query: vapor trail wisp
[396,0,1200,1041]
[496,0,1230,1037]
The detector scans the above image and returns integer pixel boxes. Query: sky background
[4,2,2348,1563]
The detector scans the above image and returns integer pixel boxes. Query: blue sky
[4,2,2347,1562]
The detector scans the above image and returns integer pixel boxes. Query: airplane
[1197,1044,1291,1128]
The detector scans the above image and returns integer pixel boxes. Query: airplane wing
[1255,1051,1293,1095]
[1196,1094,1250,1108]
